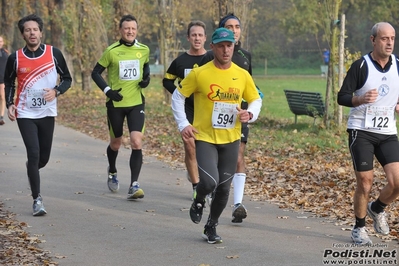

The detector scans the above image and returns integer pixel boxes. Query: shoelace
[376,211,386,219]
[34,197,42,203]
[356,227,371,239]
[376,212,388,225]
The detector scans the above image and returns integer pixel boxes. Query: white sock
[233,173,246,205]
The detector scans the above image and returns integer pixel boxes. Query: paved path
[1,118,395,266]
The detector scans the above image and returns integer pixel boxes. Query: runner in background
[0,35,10,125]
[91,14,150,200]
[163,20,207,200]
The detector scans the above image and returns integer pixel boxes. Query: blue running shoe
[107,167,119,192]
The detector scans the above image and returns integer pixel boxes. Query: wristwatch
[248,112,253,120]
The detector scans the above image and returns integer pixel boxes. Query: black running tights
[195,140,240,224]
[17,117,55,199]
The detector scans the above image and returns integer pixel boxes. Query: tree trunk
[337,14,345,126]
[81,70,92,92]
[324,0,341,127]
[1,0,15,52]
[157,0,185,104]
[113,0,128,40]
[214,0,229,29]
[48,0,63,49]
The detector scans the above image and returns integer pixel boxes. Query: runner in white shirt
[337,22,399,245]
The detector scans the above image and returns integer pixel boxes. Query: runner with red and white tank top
[4,14,72,216]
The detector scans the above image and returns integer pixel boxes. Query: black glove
[106,88,123,101]
[138,75,150,88]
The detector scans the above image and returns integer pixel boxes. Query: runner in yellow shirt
[171,28,262,244]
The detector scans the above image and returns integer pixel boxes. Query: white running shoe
[232,203,247,223]
[351,226,372,245]
[367,202,389,235]
[32,195,47,216]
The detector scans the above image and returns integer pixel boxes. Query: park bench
[149,64,164,76]
[284,89,325,124]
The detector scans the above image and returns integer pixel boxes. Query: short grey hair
[371,22,393,38]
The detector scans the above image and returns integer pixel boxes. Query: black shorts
[348,129,399,171]
[107,104,145,138]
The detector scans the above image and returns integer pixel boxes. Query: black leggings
[195,140,240,223]
[17,117,55,199]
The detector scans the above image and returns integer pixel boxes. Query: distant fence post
[264,58,267,76]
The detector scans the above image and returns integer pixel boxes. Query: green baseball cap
[211,28,235,44]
